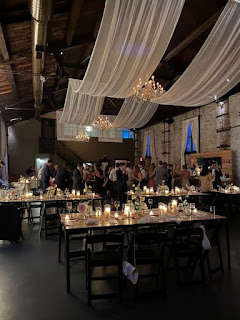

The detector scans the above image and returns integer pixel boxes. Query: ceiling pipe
[29,0,55,119]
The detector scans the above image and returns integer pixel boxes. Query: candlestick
[172,200,177,215]
[124,204,131,216]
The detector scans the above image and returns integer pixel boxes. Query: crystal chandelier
[76,132,90,142]
[133,74,165,102]
[92,115,112,131]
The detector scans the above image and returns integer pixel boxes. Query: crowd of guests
[33,159,223,205]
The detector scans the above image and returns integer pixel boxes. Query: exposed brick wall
[139,92,240,183]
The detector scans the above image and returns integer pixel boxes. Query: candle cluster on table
[104,204,111,219]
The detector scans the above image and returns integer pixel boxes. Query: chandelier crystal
[92,115,112,131]
[133,74,165,102]
[76,132,90,142]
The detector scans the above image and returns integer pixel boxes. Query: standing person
[155,160,169,187]
[109,162,120,199]
[103,165,111,198]
[93,164,104,196]
[72,162,84,193]
[211,162,222,190]
[148,163,156,190]
[172,164,181,188]
[126,163,134,190]
[54,163,70,191]
[41,160,53,193]
[115,163,128,207]
[200,165,213,192]
[53,164,59,178]
[138,162,147,189]
[0,160,5,186]
[167,164,173,190]
[26,166,35,178]
[133,165,142,187]
[180,165,190,189]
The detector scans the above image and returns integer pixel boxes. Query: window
[185,122,196,153]
[122,130,133,139]
[146,134,151,157]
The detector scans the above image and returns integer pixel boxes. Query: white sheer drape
[156,0,240,107]
[98,129,123,143]
[181,119,190,168]
[70,0,184,98]
[190,117,199,153]
[112,97,158,129]
[142,131,148,158]
[149,130,157,164]
[60,80,105,124]
[0,116,8,180]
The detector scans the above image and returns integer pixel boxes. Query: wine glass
[210,205,215,216]
[114,201,120,213]
[66,202,72,214]
[148,198,153,210]
[189,203,195,215]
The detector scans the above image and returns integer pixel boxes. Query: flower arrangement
[157,185,169,194]
[83,185,92,195]
[77,202,88,214]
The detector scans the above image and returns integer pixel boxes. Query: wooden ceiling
[0,0,239,126]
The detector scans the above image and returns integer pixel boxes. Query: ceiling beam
[65,0,84,47]
[0,23,20,101]
[156,6,224,71]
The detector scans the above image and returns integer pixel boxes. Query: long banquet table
[59,209,230,293]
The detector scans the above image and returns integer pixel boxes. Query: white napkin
[122,261,138,284]
[109,219,118,224]
[160,214,182,224]
[200,226,212,251]
[193,212,208,217]
[66,220,73,226]
[138,215,154,224]
[86,219,97,225]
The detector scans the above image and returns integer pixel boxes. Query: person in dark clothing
[211,162,222,190]
[26,166,35,178]
[41,160,53,192]
[93,163,104,196]
[72,162,84,193]
[167,164,173,190]
[54,163,70,191]
[115,163,128,208]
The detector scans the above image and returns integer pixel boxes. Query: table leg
[65,232,70,292]
[226,220,231,270]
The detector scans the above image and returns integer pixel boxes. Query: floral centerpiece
[46,184,57,198]
[157,184,169,194]
[83,185,93,195]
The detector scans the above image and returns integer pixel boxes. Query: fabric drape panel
[142,131,148,158]
[98,128,123,143]
[59,80,105,125]
[181,120,190,168]
[112,97,158,129]
[155,1,240,107]
[190,117,199,153]
[149,130,156,164]
[70,0,184,98]
[0,116,8,180]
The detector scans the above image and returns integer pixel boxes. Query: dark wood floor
[0,213,240,320]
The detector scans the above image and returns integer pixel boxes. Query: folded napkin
[160,214,182,224]
[200,226,212,251]
[109,219,118,224]
[86,219,97,225]
[138,215,154,224]
[122,261,138,284]
[65,220,73,226]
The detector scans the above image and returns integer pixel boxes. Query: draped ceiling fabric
[155,0,240,107]
[69,0,185,98]
[112,97,158,129]
[60,80,104,125]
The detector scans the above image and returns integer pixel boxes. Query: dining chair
[128,231,168,300]
[0,203,22,243]
[86,232,124,305]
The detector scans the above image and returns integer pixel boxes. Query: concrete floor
[0,214,240,320]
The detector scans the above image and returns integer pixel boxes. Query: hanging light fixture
[92,115,112,131]
[76,132,90,142]
[133,74,165,102]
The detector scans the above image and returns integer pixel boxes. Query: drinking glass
[148,198,153,210]
[210,206,215,216]
[189,203,195,215]
[114,201,120,212]
[178,203,184,213]
[66,202,72,214]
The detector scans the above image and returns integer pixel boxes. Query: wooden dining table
[59,209,230,293]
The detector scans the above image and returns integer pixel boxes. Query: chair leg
[206,254,213,280]
[199,259,206,286]
[87,265,92,306]
[217,240,224,274]
[44,214,48,240]
[39,211,44,237]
